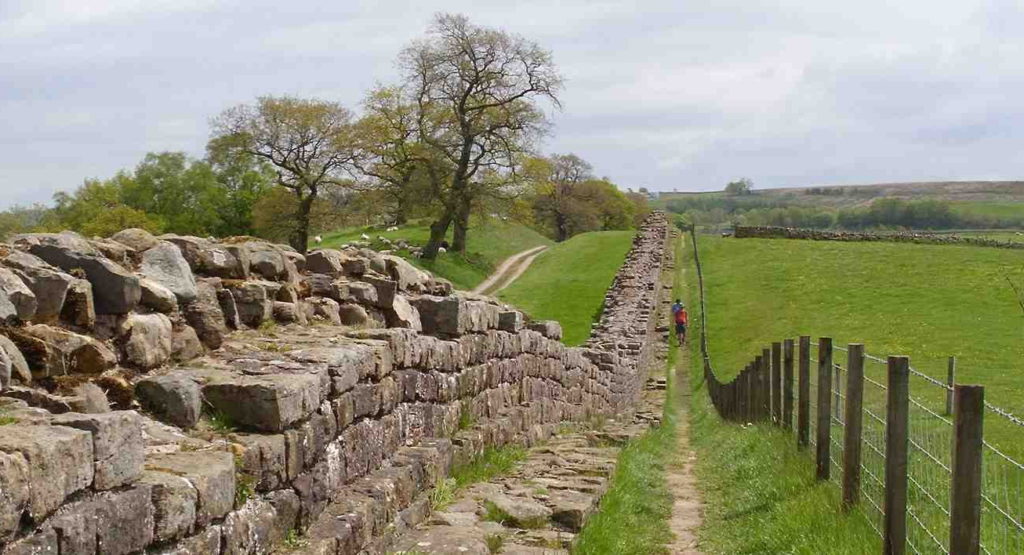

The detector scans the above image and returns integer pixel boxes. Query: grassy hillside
[317,218,553,291]
[499,231,634,346]
[696,234,1024,455]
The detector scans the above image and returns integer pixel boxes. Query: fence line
[687,226,1024,554]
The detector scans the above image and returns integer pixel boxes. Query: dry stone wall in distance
[0,212,669,555]
[734,225,1024,249]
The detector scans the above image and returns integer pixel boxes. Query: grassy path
[666,322,704,552]
[471,245,548,295]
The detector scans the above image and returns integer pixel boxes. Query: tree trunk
[289,191,315,254]
[555,212,569,242]
[421,211,452,259]
[452,195,471,253]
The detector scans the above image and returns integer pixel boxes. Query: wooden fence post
[816,337,834,480]
[842,344,865,510]
[744,366,754,423]
[798,336,811,448]
[772,342,782,425]
[762,348,772,421]
[949,384,984,555]
[945,356,956,416]
[783,339,795,430]
[884,356,910,555]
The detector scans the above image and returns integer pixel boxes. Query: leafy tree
[206,137,275,237]
[120,152,224,235]
[48,179,163,237]
[529,154,593,241]
[725,178,753,195]
[211,96,358,252]
[0,204,51,239]
[400,13,562,258]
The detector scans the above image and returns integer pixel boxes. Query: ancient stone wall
[0,213,668,554]
[734,225,1024,249]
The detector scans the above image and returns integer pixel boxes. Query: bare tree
[210,96,356,252]
[401,13,562,258]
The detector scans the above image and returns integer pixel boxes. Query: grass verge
[573,236,680,554]
[430,445,528,511]
[683,232,882,554]
[500,230,634,346]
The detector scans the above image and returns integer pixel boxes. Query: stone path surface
[390,383,665,554]
[472,246,548,296]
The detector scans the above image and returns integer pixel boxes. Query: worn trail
[472,245,548,295]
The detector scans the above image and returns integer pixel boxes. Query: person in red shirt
[671,299,688,345]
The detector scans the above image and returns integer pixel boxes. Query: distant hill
[659,181,1024,209]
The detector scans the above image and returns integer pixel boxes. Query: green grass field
[317,218,552,290]
[952,201,1024,221]
[680,236,884,554]
[499,231,634,346]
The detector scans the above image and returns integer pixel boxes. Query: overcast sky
[2,0,1024,209]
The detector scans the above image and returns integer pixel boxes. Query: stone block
[136,372,202,429]
[27,241,140,314]
[141,241,198,303]
[51,411,144,490]
[202,372,321,432]
[227,281,272,328]
[528,320,563,340]
[137,469,198,543]
[498,310,524,332]
[183,280,228,349]
[0,424,93,521]
[145,451,235,527]
[120,312,173,370]
[0,451,29,539]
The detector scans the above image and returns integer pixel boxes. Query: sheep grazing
[360,233,370,240]
[386,226,399,232]
[437,247,447,254]
[313,235,323,244]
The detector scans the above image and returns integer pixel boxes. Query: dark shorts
[675,323,687,334]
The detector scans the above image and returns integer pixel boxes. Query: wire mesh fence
[688,226,1024,554]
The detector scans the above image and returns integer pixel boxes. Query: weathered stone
[202,372,322,432]
[528,320,562,340]
[0,346,9,391]
[0,424,93,521]
[48,485,155,555]
[348,281,379,306]
[0,291,16,324]
[141,241,198,303]
[305,249,346,277]
[162,236,243,279]
[0,267,36,321]
[136,372,202,428]
[309,297,341,325]
[1,251,74,324]
[0,451,29,539]
[69,382,110,413]
[1,527,58,554]
[272,301,305,324]
[145,451,235,527]
[52,411,144,490]
[393,525,490,554]
[111,228,159,252]
[410,295,463,337]
[386,294,422,330]
[231,433,287,491]
[216,287,241,329]
[26,237,140,314]
[338,303,372,327]
[246,242,286,280]
[121,312,173,369]
[498,310,524,332]
[61,278,95,329]
[90,238,136,266]
[138,470,197,543]
[228,281,272,328]
[16,324,117,376]
[486,492,552,528]
[183,280,228,349]
[0,335,30,384]
[383,254,428,291]
[169,324,203,363]
[139,278,178,313]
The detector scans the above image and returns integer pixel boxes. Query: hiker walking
[671,299,688,345]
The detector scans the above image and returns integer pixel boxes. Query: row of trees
[672,197,1017,231]
[0,14,643,253]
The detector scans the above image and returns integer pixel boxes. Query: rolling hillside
[499,231,635,346]
[317,218,553,291]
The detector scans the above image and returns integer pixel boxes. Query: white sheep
[313,235,322,244]
[360,233,370,240]
[437,247,447,254]
[386,226,399,232]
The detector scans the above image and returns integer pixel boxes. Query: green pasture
[499,231,634,346]
[696,234,1024,456]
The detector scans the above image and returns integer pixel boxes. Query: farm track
[472,245,548,295]
[666,339,704,553]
